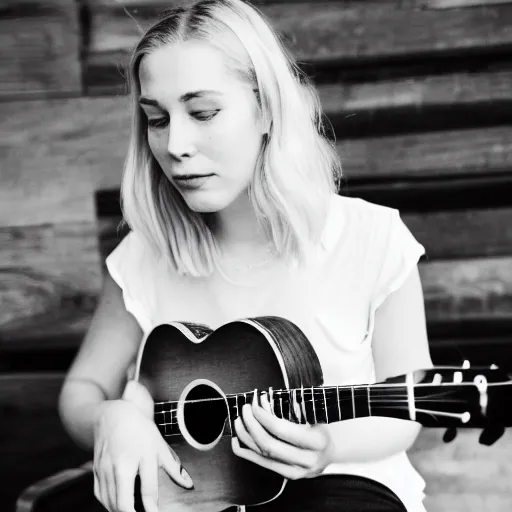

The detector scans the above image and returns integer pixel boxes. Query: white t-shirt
[106,194,428,511]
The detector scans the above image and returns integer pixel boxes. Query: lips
[173,173,214,181]
[172,173,214,190]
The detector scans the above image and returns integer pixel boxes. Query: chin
[182,194,230,214]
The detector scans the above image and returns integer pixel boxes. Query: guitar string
[153,395,470,428]
[152,379,509,407]
[154,404,459,431]
[154,392,461,410]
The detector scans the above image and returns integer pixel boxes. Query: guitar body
[134,317,323,512]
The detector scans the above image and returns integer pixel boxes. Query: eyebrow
[139,90,223,107]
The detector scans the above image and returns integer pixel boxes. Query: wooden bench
[2,0,512,511]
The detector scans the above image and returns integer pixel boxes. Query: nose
[167,116,196,160]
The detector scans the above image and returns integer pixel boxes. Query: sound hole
[183,384,228,445]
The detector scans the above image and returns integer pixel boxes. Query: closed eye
[192,110,220,121]
[147,116,169,129]
[146,110,219,129]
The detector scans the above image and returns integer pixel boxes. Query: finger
[139,457,159,512]
[159,440,194,489]
[93,470,103,509]
[253,396,328,451]
[232,437,304,480]
[100,462,116,512]
[242,404,317,468]
[234,416,263,454]
[113,459,138,512]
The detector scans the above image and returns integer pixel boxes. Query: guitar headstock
[385,361,512,434]
[412,361,509,386]
[412,362,512,446]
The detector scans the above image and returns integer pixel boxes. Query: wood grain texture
[420,257,512,322]
[403,208,512,260]
[85,1,512,71]
[322,69,512,137]
[339,125,512,179]
[410,428,512,512]
[0,222,102,350]
[0,0,82,100]
[321,70,512,114]
[0,96,130,227]
[423,0,512,8]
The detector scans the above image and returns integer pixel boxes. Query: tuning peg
[442,427,458,443]
[479,426,505,446]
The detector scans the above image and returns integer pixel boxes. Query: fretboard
[154,384,412,438]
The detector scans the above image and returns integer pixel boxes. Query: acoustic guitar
[133,316,512,512]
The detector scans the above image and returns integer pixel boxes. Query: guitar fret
[311,387,317,424]
[323,388,328,424]
[293,389,301,423]
[336,386,342,421]
[351,387,355,418]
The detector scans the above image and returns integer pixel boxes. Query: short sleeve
[371,209,425,312]
[105,231,153,333]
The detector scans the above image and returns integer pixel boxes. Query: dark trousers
[225,475,408,512]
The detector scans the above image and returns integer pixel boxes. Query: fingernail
[180,465,194,489]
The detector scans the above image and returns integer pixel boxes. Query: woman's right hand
[93,380,194,512]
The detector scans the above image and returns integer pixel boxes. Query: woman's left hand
[232,392,333,480]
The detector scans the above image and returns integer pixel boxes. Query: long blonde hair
[121,0,342,277]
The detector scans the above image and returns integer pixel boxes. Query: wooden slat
[0,223,102,350]
[0,0,82,100]
[321,70,512,114]
[0,97,130,227]
[420,257,512,321]
[424,0,512,8]
[321,69,512,137]
[403,208,512,260]
[339,125,512,179]
[410,428,512,512]
[85,1,512,76]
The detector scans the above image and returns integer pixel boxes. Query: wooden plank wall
[2,1,512,511]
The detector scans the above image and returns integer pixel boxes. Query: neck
[212,193,270,257]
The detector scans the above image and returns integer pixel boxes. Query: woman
[59,1,433,511]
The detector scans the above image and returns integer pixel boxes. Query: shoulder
[104,230,162,333]
[321,194,398,251]
[107,230,157,266]
[332,193,396,220]
[105,230,162,289]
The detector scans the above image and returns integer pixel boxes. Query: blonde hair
[120,0,342,277]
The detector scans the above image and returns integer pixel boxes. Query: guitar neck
[228,385,379,425]
[226,370,499,428]
[153,367,512,438]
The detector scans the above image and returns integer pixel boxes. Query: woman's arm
[232,266,433,478]
[322,265,433,463]
[58,272,143,450]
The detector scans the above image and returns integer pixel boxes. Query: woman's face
[138,40,264,213]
